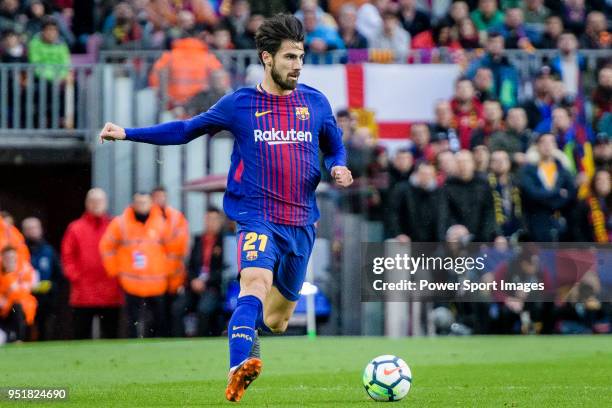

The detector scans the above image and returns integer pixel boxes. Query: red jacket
[61,212,123,307]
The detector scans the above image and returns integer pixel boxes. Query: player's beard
[271,61,298,91]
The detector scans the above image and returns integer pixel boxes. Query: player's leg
[262,286,298,333]
[225,266,271,402]
[261,224,316,334]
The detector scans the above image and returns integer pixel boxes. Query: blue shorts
[236,220,316,302]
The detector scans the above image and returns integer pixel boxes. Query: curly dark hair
[255,14,304,64]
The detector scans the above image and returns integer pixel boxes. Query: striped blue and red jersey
[125,83,346,226]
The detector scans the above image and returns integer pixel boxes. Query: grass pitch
[1,336,611,407]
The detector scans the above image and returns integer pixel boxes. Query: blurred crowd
[1,187,235,342]
[0,0,609,55]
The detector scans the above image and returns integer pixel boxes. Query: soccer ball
[362,355,412,402]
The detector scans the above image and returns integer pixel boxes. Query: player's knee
[264,315,289,334]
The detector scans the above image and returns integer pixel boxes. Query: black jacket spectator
[188,234,225,294]
[438,176,496,242]
[519,159,576,242]
[387,180,441,241]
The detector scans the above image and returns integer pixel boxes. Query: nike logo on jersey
[255,110,273,117]
[383,367,401,376]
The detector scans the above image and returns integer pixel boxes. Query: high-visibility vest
[99,206,169,298]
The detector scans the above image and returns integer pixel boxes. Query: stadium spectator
[182,206,226,336]
[151,186,189,336]
[550,32,586,98]
[471,100,505,149]
[492,247,554,334]
[521,0,551,29]
[489,107,531,166]
[22,217,61,341]
[440,1,469,30]
[0,29,27,63]
[488,150,523,238]
[438,150,496,242]
[387,161,441,242]
[450,78,483,149]
[536,106,594,180]
[366,144,391,220]
[102,2,150,50]
[457,18,480,49]
[337,4,368,49]
[555,269,610,334]
[61,188,122,339]
[369,12,410,63]
[397,0,430,38]
[303,9,344,57]
[412,20,461,50]
[431,100,461,153]
[0,0,24,34]
[470,0,504,33]
[234,13,264,49]
[0,246,37,342]
[389,148,414,186]
[473,144,490,177]
[473,67,494,103]
[560,0,588,37]
[146,0,218,30]
[494,7,538,50]
[210,25,234,50]
[221,0,250,46]
[295,0,337,29]
[409,123,435,162]
[164,10,198,49]
[28,18,71,82]
[536,15,564,49]
[100,192,170,338]
[580,11,610,50]
[436,149,458,184]
[520,133,576,241]
[149,37,222,108]
[25,0,74,48]
[466,32,520,111]
[521,68,553,130]
[575,169,612,242]
[593,135,612,172]
[356,0,387,42]
[592,67,611,130]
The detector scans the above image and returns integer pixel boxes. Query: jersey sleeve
[125,93,235,145]
[318,94,346,173]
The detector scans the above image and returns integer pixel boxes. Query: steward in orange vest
[0,246,38,341]
[100,196,169,298]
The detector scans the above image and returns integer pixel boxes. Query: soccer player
[99,14,353,402]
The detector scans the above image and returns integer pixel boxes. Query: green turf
[1,336,611,407]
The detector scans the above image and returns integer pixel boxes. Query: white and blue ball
[362,355,412,402]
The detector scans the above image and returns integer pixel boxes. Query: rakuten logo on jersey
[253,128,313,145]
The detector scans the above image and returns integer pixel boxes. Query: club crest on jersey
[295,106,310,120]
[246,251,258,261]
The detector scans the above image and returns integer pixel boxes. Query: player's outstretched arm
[98,94,235,146]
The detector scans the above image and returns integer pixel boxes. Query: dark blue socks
[228,295,262,368]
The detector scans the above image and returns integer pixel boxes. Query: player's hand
[331,166,353,187]
[99,122,126,143]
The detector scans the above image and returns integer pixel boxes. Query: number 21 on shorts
[243,232,268,252]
